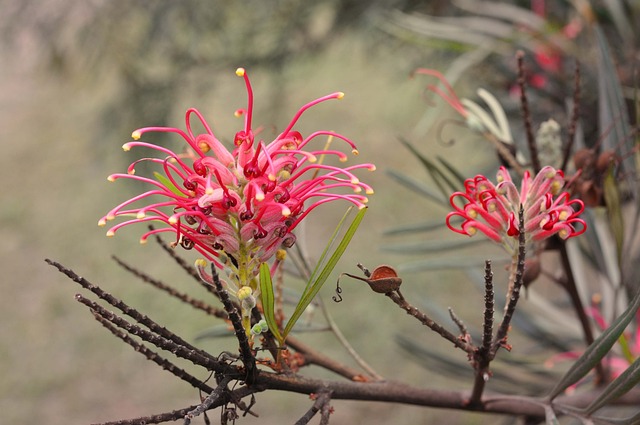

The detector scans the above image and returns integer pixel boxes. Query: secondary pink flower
[100,68,375,268]
[446,166,586,251]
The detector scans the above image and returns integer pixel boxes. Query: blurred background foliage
[1,0,637,424]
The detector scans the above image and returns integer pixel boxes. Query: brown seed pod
[366,265,402,294]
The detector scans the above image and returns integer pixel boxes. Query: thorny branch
[48,258,640,424]
[294,391,333,425]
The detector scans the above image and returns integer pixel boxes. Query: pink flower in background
[100,68,374,268]
[446,166,586,252]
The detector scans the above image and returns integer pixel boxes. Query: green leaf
[584,356,640,415]
[436,155,467,188]
[547,288,640,400]
[398,137,460,199]
[386,169,447,205]
[153,172,187,198]
[282,207,367,339]
[603,166,624,266]
[259,263,284,345]
[383,219,446,236]
[383,237,485,254]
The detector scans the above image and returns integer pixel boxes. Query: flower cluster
[446,166,586,252]
[100,68,374,282]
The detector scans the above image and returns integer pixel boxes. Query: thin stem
[318,297,385,381]
[46,259,216,361]
[517,50,540,173]
[561,61,581,171]
[112,255,227,319]
[385,290,474,354]
[468,260,495,406]
[294,390,332,425]
[491,206,526,357]
[210,264,258,384]
[77,294,227,372]
[184,376,233,425]
[91,310,215,394]
[287,336,370,381]
[558,242,605,383]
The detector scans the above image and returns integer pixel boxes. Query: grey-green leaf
[547,288,640,400]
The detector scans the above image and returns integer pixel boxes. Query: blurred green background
[0,1,502,423]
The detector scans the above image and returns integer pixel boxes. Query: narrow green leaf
[259,263,283,345]
[603,166,624,265]
[154,172,187,198]
[386,169,446,205]
[383,219,445,236]
[383,237,485,254]
[398,137,460,198]
[548,288,640,400]
[282,207,367,339]
[584,356,640,415]
[436,155,467,188]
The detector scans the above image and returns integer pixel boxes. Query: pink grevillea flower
[446,166,586,252]
[99,68,375,271]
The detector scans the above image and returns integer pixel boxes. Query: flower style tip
[235,67,246,77]
[446,166,586,251]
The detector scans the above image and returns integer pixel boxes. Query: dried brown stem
[209,264,258,384]
[91,310,215,394]
[112,255,227,319]
[385,290,474,354]
[184,376,233,425]
[46,259,216,361]
[468,260,495,406]
[294,391,332,425]
[287,336,369,381]
[561,61,581,171]
[517,50,540,173]
[77,294,229,373]
[491,206,526,357]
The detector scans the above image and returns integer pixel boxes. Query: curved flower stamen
[446,166,586,252]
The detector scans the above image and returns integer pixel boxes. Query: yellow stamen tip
[195,258,208,268]
[137,211,146,219]
[339,157,347,162]
[122,143,132,151]
[369,165,376,171]
[131,131,142,140]
[308,155,317,163]
[282,207,291,217]
[353,187,362,193]
[198,142,210,153]
[106,214,115,221]
[169,216,179,224]
[352,149,359,156]
[350,177,360,185]
[128,169,136,175]
[276,249,287,261]
[98,218,107,227]
[366,189,374,195]
[106,230,115,237]
[337,92,345,99]
[139,238,148,245]
[237,286,252,301]
[236,68,246,77]
[358,204,367,209]
[559,211,569,220]
[107,175,116,182]
[255,193,265,201]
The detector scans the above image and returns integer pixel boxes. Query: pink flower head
[100,68,375,268]
[446,166,586,252]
